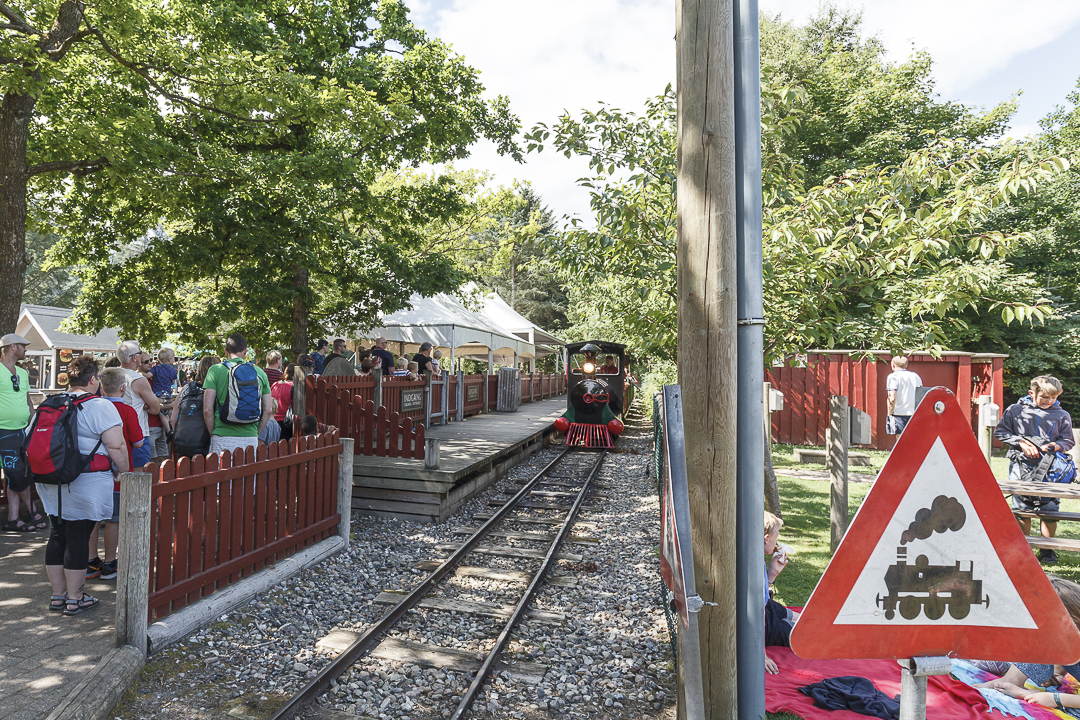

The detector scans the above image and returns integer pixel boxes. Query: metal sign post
[898,657,951,720]
[658,385,706,720]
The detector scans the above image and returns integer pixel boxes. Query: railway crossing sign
[791,387,1080,663]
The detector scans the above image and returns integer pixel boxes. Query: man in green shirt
[0,333,44,531]
[201,333,273,456]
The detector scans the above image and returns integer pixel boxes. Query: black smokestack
[901,495,966,545]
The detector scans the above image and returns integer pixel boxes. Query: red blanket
[765,647,1046,720]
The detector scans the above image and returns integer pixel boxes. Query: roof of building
[17,304,122,352]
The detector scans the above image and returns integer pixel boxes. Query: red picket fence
[146,431,342,620]
[461,374,487,415]
[313,382,424,459]
[766,351,1006,451]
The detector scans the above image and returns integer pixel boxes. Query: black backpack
[174,384,211,458]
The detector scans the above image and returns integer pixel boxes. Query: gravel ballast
[110,418,675,720]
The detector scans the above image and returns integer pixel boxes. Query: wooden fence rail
[146,431,342,620]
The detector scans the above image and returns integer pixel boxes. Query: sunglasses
[9,374,17,392]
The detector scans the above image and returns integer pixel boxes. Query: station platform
[351,395,568,524]
[0,529,117,720]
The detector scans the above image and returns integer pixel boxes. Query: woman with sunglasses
[35,355,130,615]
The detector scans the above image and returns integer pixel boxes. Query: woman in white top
[37,355,129,616]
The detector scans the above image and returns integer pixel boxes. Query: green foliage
[761,6,1014,188]
[26,0,519,352]
[22,224,80,309]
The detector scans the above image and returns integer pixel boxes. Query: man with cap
[311,339,329,375]
[0,333,45,531]
[371,337,395,378]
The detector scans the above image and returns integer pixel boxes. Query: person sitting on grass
[764,511,800,674]
[974,576,1080,714]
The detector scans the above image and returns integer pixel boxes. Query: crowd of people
[0,331,349,617]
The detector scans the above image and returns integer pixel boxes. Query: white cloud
[411,0,1080,222]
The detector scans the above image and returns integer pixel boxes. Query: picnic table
[998,479,1080,553]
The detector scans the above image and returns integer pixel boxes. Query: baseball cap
[0,333,29,347]
[316,339,329,349]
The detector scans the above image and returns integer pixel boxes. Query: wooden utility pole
[827,395,850,553]
[676,0,738,716]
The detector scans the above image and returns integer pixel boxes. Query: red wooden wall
[765,352,1006,450]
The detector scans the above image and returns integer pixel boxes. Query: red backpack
[23,394,111,485]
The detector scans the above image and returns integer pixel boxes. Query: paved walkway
[0,526,117,720]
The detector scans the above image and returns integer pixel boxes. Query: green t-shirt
[0,366,30,430]
[203,359,271,437]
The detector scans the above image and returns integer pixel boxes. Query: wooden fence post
[827,395,850,554]
[337,438,354,543]
[763,381,773,446]
[441,370,449,425]
[116,471,153,655]
[424,372,433,428]
[374,371,383,410]
[456,370,464,422]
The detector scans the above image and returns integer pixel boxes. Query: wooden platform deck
[352,396,568,524]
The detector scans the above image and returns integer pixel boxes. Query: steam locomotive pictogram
[876,547,989,621]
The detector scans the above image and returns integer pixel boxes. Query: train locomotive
[875,547,989,621]
[553,341,627,448]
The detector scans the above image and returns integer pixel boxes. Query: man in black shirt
[326,338,347,364]
[413,342,434,378]
[371,337,395,377]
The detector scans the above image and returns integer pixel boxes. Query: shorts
[149,426,169,459]
[0,428,29,492]
[765,597,795,647]
[104,491,120,523]
[132,442,152,470]
[209,435,259,457]
[886,415,911,436]
[1009,459,1060,513]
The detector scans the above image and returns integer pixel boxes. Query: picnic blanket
[765,648,1067,720]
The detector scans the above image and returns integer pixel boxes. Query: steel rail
[269,446,574,720]
[450,450,607,720]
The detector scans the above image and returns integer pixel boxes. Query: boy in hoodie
[994,375,1075,565]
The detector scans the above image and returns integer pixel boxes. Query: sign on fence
[401,388,424,413]
[466,384,480,402]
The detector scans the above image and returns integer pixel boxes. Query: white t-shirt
[886,368,923,416]
[36,393,121,521]
[123,367,150,437]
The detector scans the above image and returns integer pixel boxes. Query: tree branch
[0,1,38,34]
[89,29,279,125]
[27,156,107,177]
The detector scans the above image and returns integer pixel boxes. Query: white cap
[0,333,29,347]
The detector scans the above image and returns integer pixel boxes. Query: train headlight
[582,361,596,374]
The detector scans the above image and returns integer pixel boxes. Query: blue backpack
[218,360,262,424]
[1021,436,1077,484]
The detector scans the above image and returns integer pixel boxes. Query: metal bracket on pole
[898,656,952,720]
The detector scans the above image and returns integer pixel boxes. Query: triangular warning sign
[791,387,1080,663]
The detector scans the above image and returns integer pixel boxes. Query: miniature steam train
[553,341,627,448]
[876,547,989,621]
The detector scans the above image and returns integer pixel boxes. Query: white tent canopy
[365,287,564,370]
[366,292,532,366]
[471,284,563,356]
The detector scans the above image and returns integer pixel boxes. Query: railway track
[271,447,607,720]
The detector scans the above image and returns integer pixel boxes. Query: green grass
[768,467,1080,608]
[770,442,1011,479]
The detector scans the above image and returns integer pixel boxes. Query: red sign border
[791,387,1080,662]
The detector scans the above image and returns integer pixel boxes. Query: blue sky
[407,0,1080,221]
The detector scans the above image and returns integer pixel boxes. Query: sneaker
[86,557,103,579]
[100,559,118,580]
[1039,548,1059,565]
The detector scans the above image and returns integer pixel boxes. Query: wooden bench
[793,448,872,466]
[998,479,1080,553]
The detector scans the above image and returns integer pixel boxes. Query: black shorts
[886,415,911,435]
[0,428,28,492]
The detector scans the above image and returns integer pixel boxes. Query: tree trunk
[764,424,782,518]
[0,92,34,334]
[290,264,309,363]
